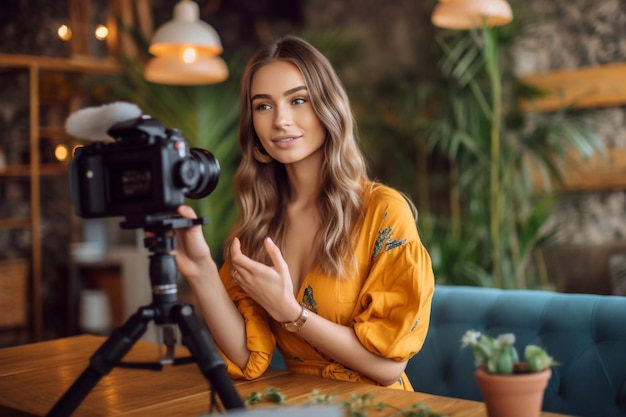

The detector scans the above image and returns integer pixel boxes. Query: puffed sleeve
[216,264,277,379]
[353,186,434,361]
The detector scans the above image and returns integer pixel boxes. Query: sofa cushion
[407,285,626,417]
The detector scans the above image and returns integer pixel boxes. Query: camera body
[69,115,219,219]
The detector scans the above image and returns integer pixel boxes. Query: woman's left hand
[229,236,302,322]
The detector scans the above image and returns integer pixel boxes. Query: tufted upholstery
[407,285,626,417]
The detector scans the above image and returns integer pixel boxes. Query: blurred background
[1,0,625,346]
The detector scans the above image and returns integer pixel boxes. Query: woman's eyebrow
[251,93,270,101]
[284,85,307,96]
[251,85,308,102]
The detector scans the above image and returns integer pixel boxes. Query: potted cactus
[460,330,557,417]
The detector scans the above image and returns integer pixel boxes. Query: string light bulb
[57,24,72,41]
[54,145,69,162]
[94,24,108,41]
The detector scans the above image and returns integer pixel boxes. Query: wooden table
[0,335,570,416]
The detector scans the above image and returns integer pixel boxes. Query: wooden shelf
[39,126,71,141]
[519,62,626,191]
[0,53,117,341]
[0,54,119,74]
[538,149,626,192]
[0,163,68,177]
[0,218,31,231]
[519,62,626,112]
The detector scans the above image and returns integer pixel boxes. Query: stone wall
[513,0,626,293]
[304,0,439,82]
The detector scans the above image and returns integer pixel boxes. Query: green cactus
[525,345,557,372]
[460,330,556,375]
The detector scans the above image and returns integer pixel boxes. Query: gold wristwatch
[281,304,309,332]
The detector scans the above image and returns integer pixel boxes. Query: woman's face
[250,60,327,166]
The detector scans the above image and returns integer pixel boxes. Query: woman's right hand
[174,206,249,368]
[174,205,218,282]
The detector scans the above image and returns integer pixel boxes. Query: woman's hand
[229,236,302,323]
[174,205,218,282]
[173,206,249,367]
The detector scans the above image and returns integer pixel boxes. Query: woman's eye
[255,103,271,111]
[293,97,306,105]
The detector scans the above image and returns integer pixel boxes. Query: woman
[174,35,434,390]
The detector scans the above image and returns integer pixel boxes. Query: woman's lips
[272,134,302,147]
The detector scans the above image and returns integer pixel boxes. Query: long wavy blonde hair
[224,35,369,278]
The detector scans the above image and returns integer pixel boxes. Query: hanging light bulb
[144,0,228,85]
[182,47,198,63]
[431,0,513,30]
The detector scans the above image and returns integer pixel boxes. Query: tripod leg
[47,307,155,417]
[173,304,245,410]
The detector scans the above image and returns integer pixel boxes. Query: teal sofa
[407,285,626,417]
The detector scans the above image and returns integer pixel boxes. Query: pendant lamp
[144,0,228,85]
[431,0,512,30]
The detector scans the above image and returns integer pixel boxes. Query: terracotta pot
[474,366,552,417]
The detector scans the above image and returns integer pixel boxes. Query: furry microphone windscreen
[65,102,143,142]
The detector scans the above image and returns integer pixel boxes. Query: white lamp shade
[149,0,223,57]
[432,0,513,30]
[144,55,229,85]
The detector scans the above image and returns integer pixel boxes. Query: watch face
[284,323,299,332]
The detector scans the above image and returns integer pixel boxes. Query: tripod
[47,215,245,417]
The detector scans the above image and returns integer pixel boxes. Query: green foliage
[244,386,286,405]
[240,387,448,417]
[359,5,604,289]
[461,330,556,374]
[525,344,558,372]
[423,25,603,289]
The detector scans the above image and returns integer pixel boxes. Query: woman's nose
[274,105,292,128]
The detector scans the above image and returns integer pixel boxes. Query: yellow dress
[218,182,435,390]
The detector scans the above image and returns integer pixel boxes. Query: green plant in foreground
[241,387,448,417]
[460,330,557,374]
[243,386,287,405]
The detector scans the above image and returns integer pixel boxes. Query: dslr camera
[68,111,220,219]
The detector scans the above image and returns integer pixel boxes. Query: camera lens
[185,148,220,199]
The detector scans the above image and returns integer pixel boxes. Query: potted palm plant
[359,0,605,290]
[460,330,557,417]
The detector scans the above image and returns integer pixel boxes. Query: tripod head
[120,213,209,232]
[120,213,208,317]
